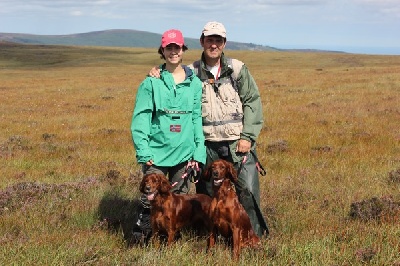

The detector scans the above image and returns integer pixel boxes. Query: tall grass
[1,43,399,265]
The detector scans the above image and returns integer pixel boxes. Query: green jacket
[131,64,206,166]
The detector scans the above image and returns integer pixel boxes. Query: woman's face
[163,43,183,64]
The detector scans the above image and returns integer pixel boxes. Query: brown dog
[203,159,261,259]
[139,172,212,246]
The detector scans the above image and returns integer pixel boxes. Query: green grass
[1,43,399,265]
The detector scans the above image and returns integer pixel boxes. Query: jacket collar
[199,52,233,79]
[160,63,195,81]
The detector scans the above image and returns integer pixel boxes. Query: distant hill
[0,29,279,51]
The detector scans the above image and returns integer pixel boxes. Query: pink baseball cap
[161,29,184,48]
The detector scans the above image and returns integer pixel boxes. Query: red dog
[139,172,212,246]
[203,159,261,259]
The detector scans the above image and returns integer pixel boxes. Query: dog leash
[171,160,201,187]
[238,150,267,176]
[253,150,267,176]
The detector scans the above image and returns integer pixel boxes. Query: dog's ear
[158,173,172,193]
[139,174,147,193]
[227,161,238,183]
[202,163,212,181]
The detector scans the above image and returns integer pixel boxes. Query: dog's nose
[145,185,151,192]
[212,170,218,177]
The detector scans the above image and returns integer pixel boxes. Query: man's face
[201,35,226,60]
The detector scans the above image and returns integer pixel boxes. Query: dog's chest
[211,200,232,235]
[211,197,235,221]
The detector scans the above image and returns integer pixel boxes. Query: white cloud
[70,10,83,16]
[354,0,400,16]
[0,0,398,53]
[94,0,110,4]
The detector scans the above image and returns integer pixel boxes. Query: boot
[132,195,152,244]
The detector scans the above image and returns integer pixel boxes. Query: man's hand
[148,66,161,78]
[145,160,154,166]
[236,139,251,153]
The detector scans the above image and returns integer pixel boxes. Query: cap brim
[203,31,226,38]
[162,42,184,48]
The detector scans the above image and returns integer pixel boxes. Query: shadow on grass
[97,189,145,246]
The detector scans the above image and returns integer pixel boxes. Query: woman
[131,29,205,239]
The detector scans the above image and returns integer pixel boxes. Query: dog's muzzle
[144,185,157,201]
[213,178,223,187]
[145,191,157,201]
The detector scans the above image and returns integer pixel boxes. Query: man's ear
[221,41,226,49]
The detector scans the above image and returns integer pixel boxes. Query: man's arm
[237,64,264,143]
[148,66,161,78]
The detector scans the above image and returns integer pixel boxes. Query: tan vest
[189,59,244,142]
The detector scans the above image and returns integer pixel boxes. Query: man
[146,21,269,238]
[193,21,268,237]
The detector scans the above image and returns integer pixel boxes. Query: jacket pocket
[149,124,165,147]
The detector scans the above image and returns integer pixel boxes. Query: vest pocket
[223,122,242,138]
[202,124,215,139]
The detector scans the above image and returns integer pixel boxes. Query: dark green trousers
[196,140,269,237]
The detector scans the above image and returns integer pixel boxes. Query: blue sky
[0,0,399,55]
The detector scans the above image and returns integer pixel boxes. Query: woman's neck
[165,63,185,84]
[165,63,182,73]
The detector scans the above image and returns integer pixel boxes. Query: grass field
[0,42,399,265]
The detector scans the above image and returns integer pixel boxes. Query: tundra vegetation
[0,43,399,265]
